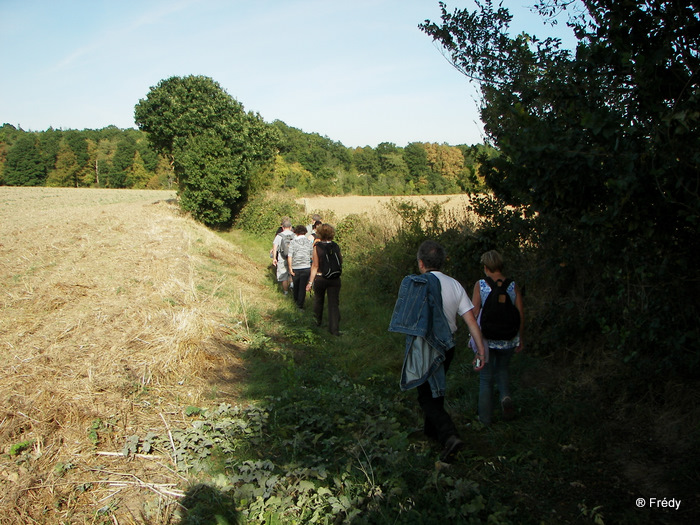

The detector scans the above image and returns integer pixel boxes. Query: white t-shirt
[431,271,474,334]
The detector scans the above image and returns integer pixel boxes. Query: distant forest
[0,120,493,196]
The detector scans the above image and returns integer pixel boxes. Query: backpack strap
[485,276,513,290]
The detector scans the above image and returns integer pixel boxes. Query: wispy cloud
[49,0,200,73]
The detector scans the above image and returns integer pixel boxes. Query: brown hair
[316,223,335,241]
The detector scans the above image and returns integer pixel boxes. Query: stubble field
[0,187,268,522]
[297,193,472,218]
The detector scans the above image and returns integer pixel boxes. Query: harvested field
[0,187,267,523]
[297,193,474,224]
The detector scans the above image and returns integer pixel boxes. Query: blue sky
[0,0,576,148]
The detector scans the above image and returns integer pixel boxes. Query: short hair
[294,224,308,235]
[417,240,445,270]
[316,223,335,241]
[281,219,292,229]
[312,220,322,229]
[480,250,504,272]
[312,214,322,222]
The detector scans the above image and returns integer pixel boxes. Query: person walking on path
[390,240,487,462]
[471,250,524,425]
[287,225,314,309]
[272,219,294,295]
[306,223,342,336]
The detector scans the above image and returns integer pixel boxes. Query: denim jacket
[388,273,455,397]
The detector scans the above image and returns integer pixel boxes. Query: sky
[0,0,576,148]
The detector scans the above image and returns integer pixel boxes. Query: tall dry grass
[0,187,269,523]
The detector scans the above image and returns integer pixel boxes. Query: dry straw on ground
[0,187,268,523]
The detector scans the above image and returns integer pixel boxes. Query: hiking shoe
[440,435,465,462]
[501,396,516,421]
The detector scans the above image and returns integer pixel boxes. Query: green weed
[9,439,34,456]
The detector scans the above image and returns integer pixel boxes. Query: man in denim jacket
[390,240,486,462]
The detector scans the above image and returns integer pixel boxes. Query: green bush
[233,192,305,236]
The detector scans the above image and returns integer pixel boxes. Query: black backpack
[480,277,520,340]
[319,242,342,279]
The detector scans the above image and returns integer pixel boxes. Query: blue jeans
[478,347,515,425]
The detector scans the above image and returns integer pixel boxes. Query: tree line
[0,118,491,199]
[0,124,174,190]
[265,121,492,196]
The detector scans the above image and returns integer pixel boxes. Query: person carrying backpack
[272,219,295,295]
[471,250,524,426]
[287,224,314,309]
[306,224,342,335]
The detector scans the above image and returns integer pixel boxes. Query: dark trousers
[416,347,457,445]
[291,267,311,309]
[312,276,341,335]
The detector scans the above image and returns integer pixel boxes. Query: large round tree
[134,75,277,227]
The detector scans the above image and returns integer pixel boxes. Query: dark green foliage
[3,133,46,186]
[64,130,89,167]
[179,484,240,525]
[109,134,136,188]
[37,127,64,175]
[134,75,279,228]
[402,142,430,185]
[0,124,177,190]
[267,120,484,196]
[421,0,700,378]
[233,192,305,237]
[175,132,244,226]
[273,120,353,174]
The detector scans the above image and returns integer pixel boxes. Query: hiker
[272,219,294,295]
[471,250,524,425]
[306,214,322,235]
[306,223,342,335]
[389,240,487,462]
[308,220,322,241]
[270,217,290,260]
[287,225,314,309]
